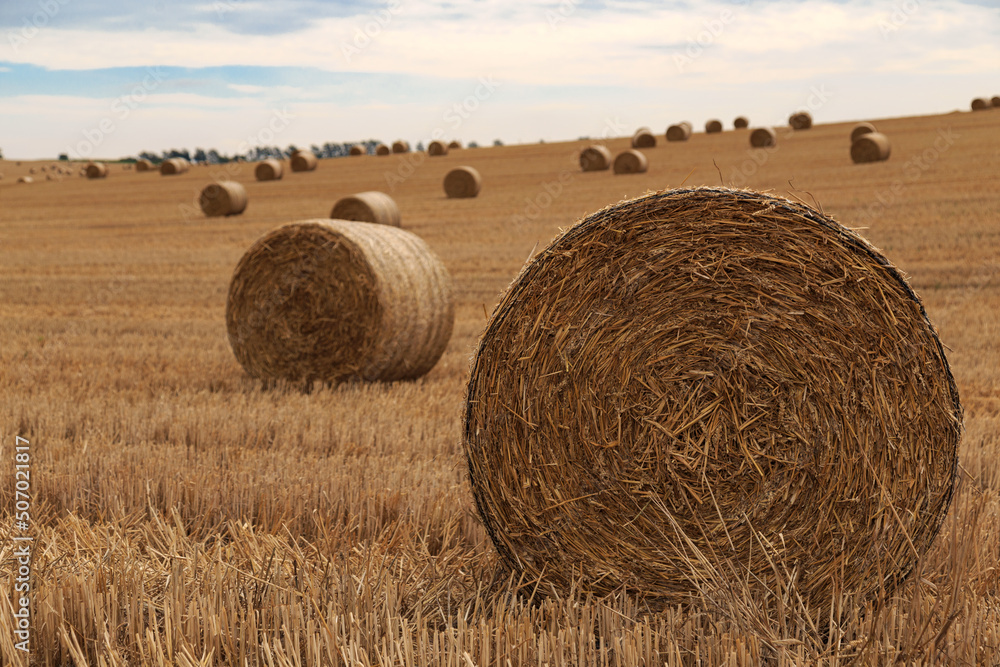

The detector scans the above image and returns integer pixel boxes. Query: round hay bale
[463,186,961,616]
[226,220,454,384]
[349,145,365,156]
[428,140,448,156]
[992,96,1000,108]
[448,140,462,149]
[85,162,108,179]
[161,158,190,175]
[255,159,284,182]
[135,159,153,172]
[375,144,391,156]
[46,174,53,181]
[613,149,648,175]
[851,132,892,164]
[200,181,248,217]
[443,166,482,198]
[789,111,813,129]
[705,119,723,133]
[850,122,877,143]
[290,150,318,172]
[331,191,401,226]
[29,167,36,174]
[632,129,656,149]
[17,176,32,184]
[666,122,692,142]
[971,98,989,111]
[749,127,777,148]
[392,140,410,154]
[579,145,612,172]
[733,116,749,129]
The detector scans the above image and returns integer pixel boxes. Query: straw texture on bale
[705,119,723,133]
[464,187,961,616]
[632,129,656,149]
[255,159,283,182]
[392,140,410,154]
[851,132,892,164]
[226,219,454,384]
[613,149,648,175]
[447,140,462,149]
[749,127,777,148]
[971,98,989,111]
[666,122,692,142]
[160,158,190,175]
[349,146,365,156]
[443,166,482,198]
[85,162,108,179]
[290,150,318,172]
[135,159,153,172]
[330,191,401,227]
[200,181,248,217]
[733,116,749,129]
[375,144,391,156]
[850,122,877,143]
[789,111,813,129]
[579,145,612,172]
[428,140,448,156]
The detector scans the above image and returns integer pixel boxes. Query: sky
[0,0,997,160]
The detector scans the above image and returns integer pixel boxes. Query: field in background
[1,109,999,665]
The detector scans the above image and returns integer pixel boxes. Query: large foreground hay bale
[200,181,248,217]
[579,145,612,172]
[971,98,989,111]
[789,111,813,129]
[464,187,960,615]
[851,132,892,163]
[255,159,283,181]
[160,158,190,175]
[375,144,391,156]
[749,127,777,147]
[444,166,482,198]
[330,191,401,226]
[290,150,318,172]
[428,140,448,156]
[666,122,692,142]
[135,159,153,172]
[733,116,749,129]
[850,122,877,143]
[613,149,648,174]
[392,140,410,154]
[85,162,108,179]
[349,145,365,156]
[705,119,723,133]
[226,220,454,384]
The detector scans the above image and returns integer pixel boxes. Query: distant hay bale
[789,111,813,129]
[161,158,190,175]
[443,166,482,198]
[666,122,692,142]
[330,191,401,226]
[851,132,892,164]
[579,145,612,172]
[447,140,462,149]
[613,149,648,175]
[734,116,749,129]
[85,162,109,179]
[200,181,248,217]
[749,127,777,148]
[375,144,391,156]
[290,150,318,172]
[705,119,723,133]
[255,159,284,181]
[349,146,365,156]
[971,98,989,111]
[850,122,877,143]
[29,167,36,174]
[46,174,53,181]
[428,140,449,156]
[632,128,656,148]
[992,96,1000,108]
[463,186,961,616]
[226,219,454,384]
[392,140,410,154]
[17,176,32,184]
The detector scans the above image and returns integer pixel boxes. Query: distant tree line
[132,140,389,165]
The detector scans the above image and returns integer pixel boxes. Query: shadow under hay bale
[255,159,283,181]
[666,122,692,142]
[443,166,482,198]
[850,122,877,143]
[463,187,961,621]
[579,145,612,172]
[749,127,777,147]
[613,149,648,175]
[851,132,892,164]
[734,116,749,129]
[200,181,248,217]
[290,150,318,172]
[330,191,401,226]
[226,220,454,385]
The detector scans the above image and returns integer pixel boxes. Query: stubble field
[1,109,999,665]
